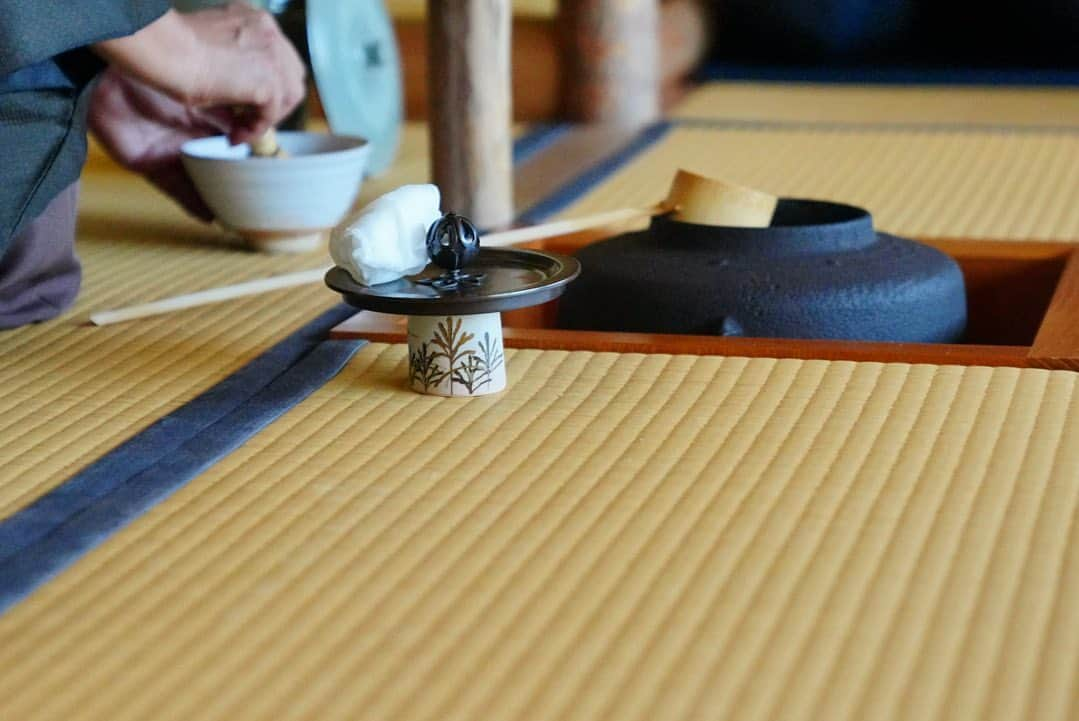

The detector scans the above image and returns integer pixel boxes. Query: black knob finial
[426,213,481,271]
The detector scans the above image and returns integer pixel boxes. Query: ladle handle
[482,204,666,248]
[89,266,332,326]
[88,205,664,325]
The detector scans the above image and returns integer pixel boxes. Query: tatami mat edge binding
[516,122,674,224]
[676,80,1079,127]
[510,122,572,165]
[551,122,1079,242]
[514,84,1079,241]
[0,123,609,613]
[0,306,366,613]
[678,116,1079,135]
[697,65,1079,86]
[0,125,441,522]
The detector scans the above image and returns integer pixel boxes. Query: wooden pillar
[427,0,515,229]
[559,0,661,126]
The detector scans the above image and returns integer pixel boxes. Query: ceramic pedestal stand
[406,313,505,396]
[326,246,580,398]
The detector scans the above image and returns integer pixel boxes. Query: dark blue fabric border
[0,121,576,613]
[516,121,674,225]
[513,123,572,165]
[676,116,1079,135]
[696,63,1079,87]
[0,305,365,613]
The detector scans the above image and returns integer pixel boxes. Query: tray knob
[426,213,481,271]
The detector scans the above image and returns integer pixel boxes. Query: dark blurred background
[180,0,1076,122]
[712,0,1078,70]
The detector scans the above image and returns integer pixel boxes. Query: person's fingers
[251,46,305,130]
[190,106,236,135]
[278,30,307,92]
[281,58,307,113]
[108,2,310,146]
[230,10,305,125]
[189,59,275,111]
[225,69,305,145]
[228,112,273,146]
[200,50,303,143]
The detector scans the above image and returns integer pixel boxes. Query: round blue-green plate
[306,0,403,175]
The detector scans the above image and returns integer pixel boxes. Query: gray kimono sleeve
[0,0,172,76]
[0,0,171,251]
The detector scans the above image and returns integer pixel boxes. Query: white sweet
[330,184,442,286]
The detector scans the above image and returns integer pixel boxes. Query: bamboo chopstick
[89,204,665,326]
[89,266,333,326]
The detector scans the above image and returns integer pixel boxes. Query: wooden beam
[396,0,712,121]
[558,0,661,125]
[427,0,515,228]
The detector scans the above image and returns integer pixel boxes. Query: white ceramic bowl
[181,131,369,253]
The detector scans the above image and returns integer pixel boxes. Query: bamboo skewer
[87,206,663,326]
[89,170,776,325]
[89,266,332,326]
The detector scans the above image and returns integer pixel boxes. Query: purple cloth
[0,182,81,329]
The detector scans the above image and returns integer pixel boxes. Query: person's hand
[89,69,230,221]
[93,3,306,145]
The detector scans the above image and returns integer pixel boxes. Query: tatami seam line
[0,122,597,614]
[0,306,365,613]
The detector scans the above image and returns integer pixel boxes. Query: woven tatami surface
[559,124,1079,241]
[2,343,1077,721]
[0,124,429,521]
[386,0,554,19]
[673,82,1079,128]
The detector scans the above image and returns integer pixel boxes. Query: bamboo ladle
[89,171,777,326]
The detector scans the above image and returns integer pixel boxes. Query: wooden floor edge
[330,318,1034,369]
[1030,249,1079,367]
[327,238,1079,370]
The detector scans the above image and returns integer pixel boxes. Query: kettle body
[557,199,968,343]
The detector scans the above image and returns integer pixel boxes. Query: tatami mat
[387,0,554,19]
[0,125,430,521]
[673,82,1079,128]
[1,344,1076,721]
[5,87,1079,720]
[556,124,1079,241]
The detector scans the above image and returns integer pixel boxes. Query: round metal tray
[326,248,581,316]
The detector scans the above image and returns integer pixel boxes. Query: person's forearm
[92,9,202,103]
